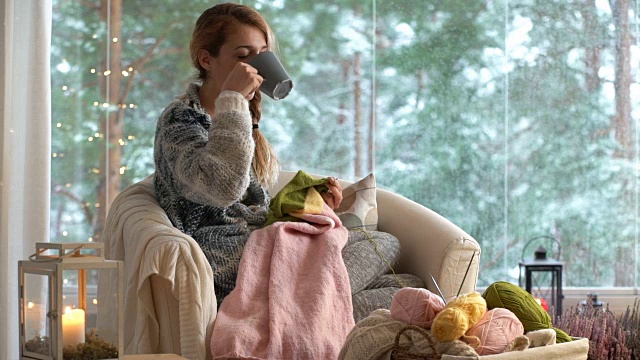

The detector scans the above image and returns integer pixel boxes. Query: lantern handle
[28,244,86,262]
[520,235,561,261]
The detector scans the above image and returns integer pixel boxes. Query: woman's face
[209,24,268,94]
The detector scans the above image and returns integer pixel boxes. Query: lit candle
[61,307,85,346]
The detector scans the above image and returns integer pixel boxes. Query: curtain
[0,0,52,359]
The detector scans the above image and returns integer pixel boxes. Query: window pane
[51,0,639,288]
[244,1,377,178]
[504,1,637,287]
[376,0,509,284]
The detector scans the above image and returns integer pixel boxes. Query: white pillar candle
[61,307,85,346]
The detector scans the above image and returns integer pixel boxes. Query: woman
[155,3,423,319]
[153,3,342,308]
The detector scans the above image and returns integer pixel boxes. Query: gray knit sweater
[154,83,269,307]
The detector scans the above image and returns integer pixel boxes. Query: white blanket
[99,175,216,360]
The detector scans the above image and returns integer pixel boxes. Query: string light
[56,123,62,127]
[95,203,101,208]
[118,139,125,146]
[62,231,68,236]
[112,37,118,43]
[52,153,58,158]
[127,135,136,140]
[88,237,93,242]
[65,183,71,188]
[88,136,94,141]
[103,70,111,76]
[122,70,129,77]
[92,34,97,39]
[91,102,138,110]
[119,166,127,174]
[91,168,100,174]
[61,85,67,90]
[90,68,96,73]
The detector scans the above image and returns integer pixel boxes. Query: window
[51,0,640,289]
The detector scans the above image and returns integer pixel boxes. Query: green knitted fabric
[265,170,329,225]
[482,281,572,343]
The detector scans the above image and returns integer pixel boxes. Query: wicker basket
[390,325,441,360]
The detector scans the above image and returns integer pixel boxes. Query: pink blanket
[211,203,355,359]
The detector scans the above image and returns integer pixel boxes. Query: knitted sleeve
[155,91,255,207]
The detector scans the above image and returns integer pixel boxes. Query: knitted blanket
[211,171,354,359]
[99,175,216,360]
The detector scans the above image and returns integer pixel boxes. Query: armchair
[100,170,481,360]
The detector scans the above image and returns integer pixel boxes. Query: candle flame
[27,302,34,309]
[65,306,72,315]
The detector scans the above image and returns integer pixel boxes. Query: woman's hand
[221,62,263,100]
[321,177,343,210]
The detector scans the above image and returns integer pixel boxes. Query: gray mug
[249,51,293,100]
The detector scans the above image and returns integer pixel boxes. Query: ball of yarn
[390,287,446,329]
[432,307,469,342]
[464,308,524,355]
[450,292,487,326]
[431,292,487,342]
[482,281,572,343]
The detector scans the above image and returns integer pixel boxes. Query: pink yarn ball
[464,308,524,355]
[390,287,446,329]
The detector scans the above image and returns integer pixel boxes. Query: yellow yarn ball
[431,292,487,342]
[449,292,487,327]
[432,307,469,342]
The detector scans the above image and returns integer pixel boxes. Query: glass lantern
[18,242,123,360]
[519,245,564,317]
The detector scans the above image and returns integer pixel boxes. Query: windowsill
[562,287,640,315]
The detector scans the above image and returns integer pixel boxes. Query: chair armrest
[376,188,480,300]
[101,176,215,360]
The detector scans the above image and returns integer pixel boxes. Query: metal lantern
[18,242,123,360]
[579,293,604,312]
[519,245,564,317]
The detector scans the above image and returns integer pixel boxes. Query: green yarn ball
[482,281,572,343]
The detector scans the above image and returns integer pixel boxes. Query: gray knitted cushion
[343,229,426,323]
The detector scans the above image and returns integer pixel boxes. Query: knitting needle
[429,273,447,304]
[456,250,477,298]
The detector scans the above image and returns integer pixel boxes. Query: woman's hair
[190,3,279,188]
